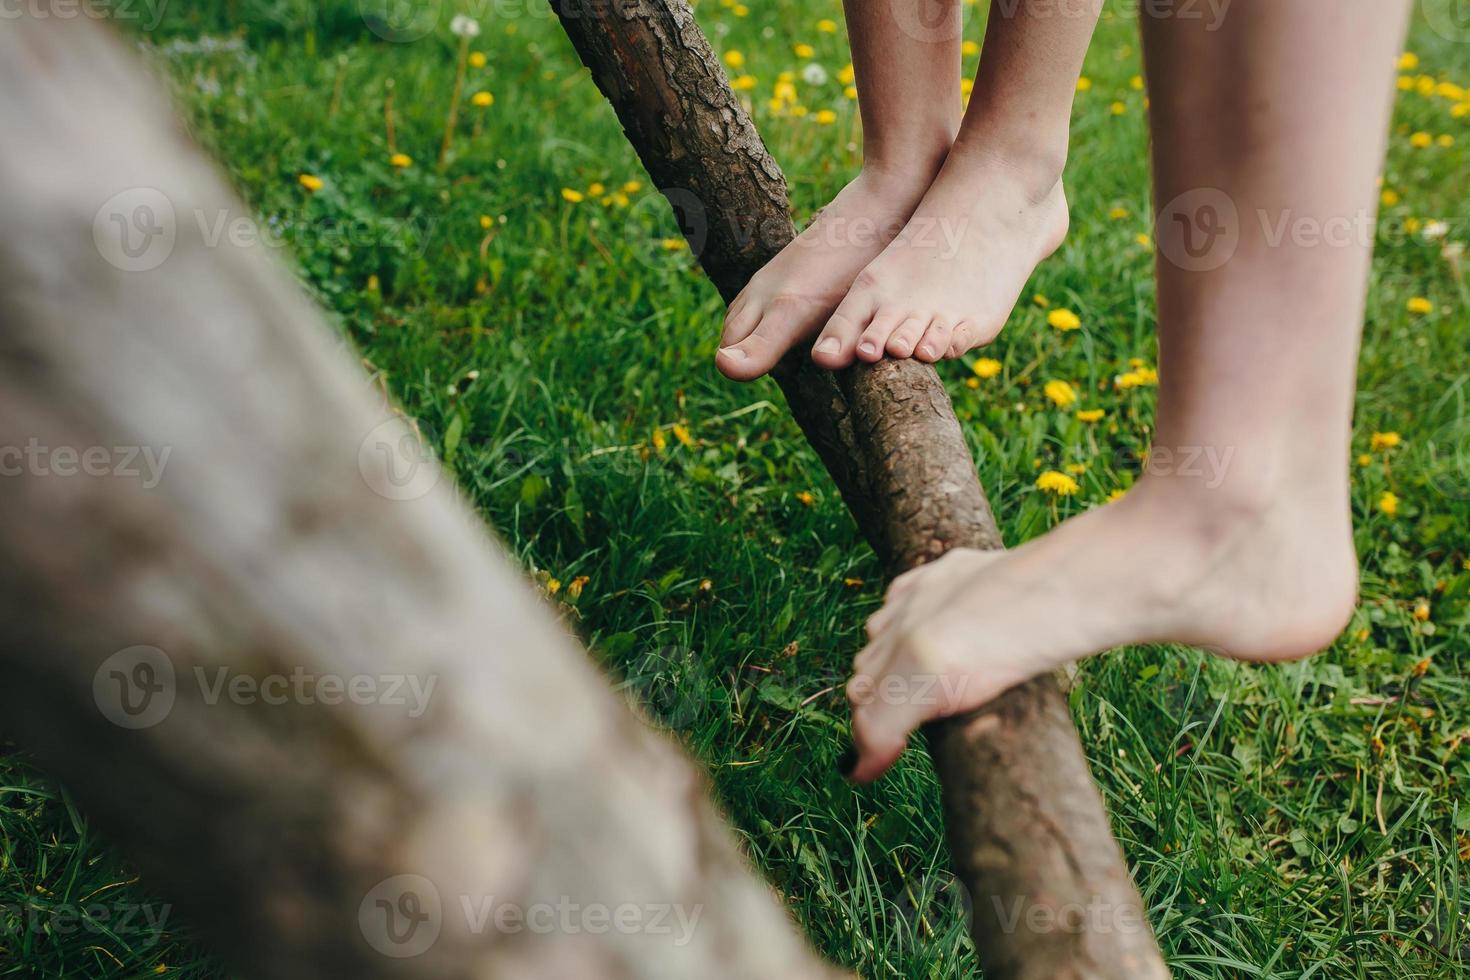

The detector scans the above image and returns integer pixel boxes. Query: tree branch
[550,1,1169,976]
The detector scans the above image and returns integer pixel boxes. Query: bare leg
[843,0,1410,783]
[715,0,961,381]
[811,0,1101,367]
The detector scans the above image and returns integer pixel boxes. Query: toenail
[719,346,747,360]
[814,337,841,355]
[858,341,877,356]
[919,344,936,359]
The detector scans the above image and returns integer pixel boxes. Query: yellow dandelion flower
[1413,600,1431,622]
[1410,131,1433,148]
[561,187,585,203]
[1106,488,1127,502]
[724,50,745,69]
[389,153,412,168]
[844,85,858,99]
[298,173,323,192]
[732,73,759,91]
[1453,102,1470,118]
[545,576,562,595]
[965,377,979,389]
[471,91,494,107]
[587,181,606,197]
[1396,76,1414,91]
[1130,74,1144,90]
[609,192,630,207]
[651,428,667,451]
[1438,133,1455,147]
[1108,206,1129,220]
[732,3,748,14]
[1047,308,1081,331]
[1136,233,1154,250]
[817,18,838,32]
[1110,101,1126,115]
[1405,216,1422,234]
[837,63,855,85]
[962,40,980,56]
[622,180,643,193]
[796,490,815,506]
[774,80,798,104]
[1406,296,1433,315]
[960,78,974,95]
[567,575,590,600]
[1066,462,1087,475]
[1370,431,1401,450]
[1397,52,1419,71]
[1357,453,1372,467]
[1032,293,1051,308]
[479,214,493,229]
[1076,76,1092,92]
[366,274,380,293]
[1076,408,1105,423]
[1044,379,1078,408]
[794,42,815,58]
[660,237,688,251]
[1378,491,1399,516]
[1036,470,1081,495]
[469,51,487,68]
[791,105,809,117]
[671,423,696,448]
[1416,75,1436,96]
[814,109,838,124]
[1437,82,1465,100]
[1381,188,1400,207]
[972,357,1002,379]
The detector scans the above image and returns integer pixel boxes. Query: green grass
[3,1,1468,976]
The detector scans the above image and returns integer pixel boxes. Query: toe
[720,292,761,348]
[856,309,904,363]
[812,293,877,369]
[946,319,983,359]
[885,316,927,358]
[915,318,955,363]
[717,304,816,381]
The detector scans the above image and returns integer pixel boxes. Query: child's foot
[811,150,1069,367]
[843,470,1359,782]
[716,167,938,381]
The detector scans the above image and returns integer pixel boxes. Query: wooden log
[550,1,1170,976]
[0,11,848,980]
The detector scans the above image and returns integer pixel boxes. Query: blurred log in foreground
[0,11,846,980]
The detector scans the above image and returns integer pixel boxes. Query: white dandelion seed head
[801,63,829,85]
[451,14,481,38]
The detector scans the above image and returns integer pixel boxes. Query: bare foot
[842,471,1359,782]
[811,151,1069,368]
[716,167,938,381]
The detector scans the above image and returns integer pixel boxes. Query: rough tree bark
[0,12,848,980]
[550,1,1171,977]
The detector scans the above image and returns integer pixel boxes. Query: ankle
[947,125,1067,205]
[861,130,956,188]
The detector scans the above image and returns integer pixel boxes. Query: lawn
[2,0,1468,976]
